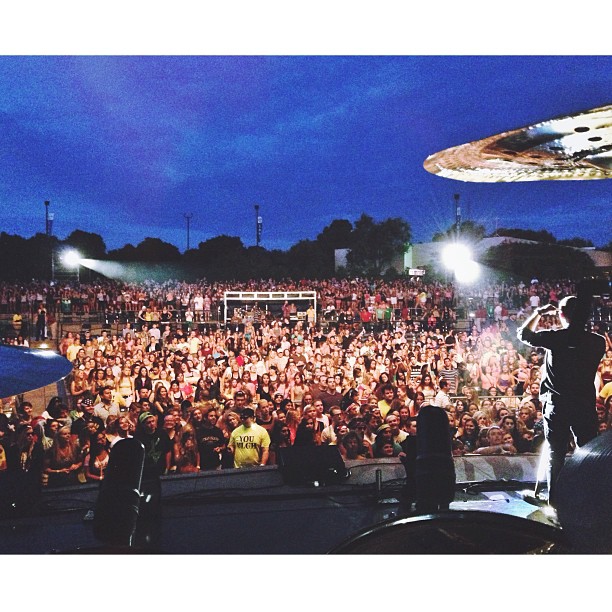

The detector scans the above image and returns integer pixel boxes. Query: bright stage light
[441,243,472,269]
[454,259,480,284]
[440,242,480,284]
[62,249,82,268]
[79,258,187,283]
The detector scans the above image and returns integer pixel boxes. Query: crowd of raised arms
[1,277,611,487]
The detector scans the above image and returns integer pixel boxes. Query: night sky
[1,55,610,253]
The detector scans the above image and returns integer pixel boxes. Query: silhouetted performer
[517,285,605,507]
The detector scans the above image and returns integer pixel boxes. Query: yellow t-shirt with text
[229,423,270,468]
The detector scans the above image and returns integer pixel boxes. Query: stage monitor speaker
[278,445,349,486]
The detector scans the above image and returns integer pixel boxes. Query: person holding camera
[517,293,605,507]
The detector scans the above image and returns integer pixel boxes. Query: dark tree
[0,233,30,280]
[347,214,411,277]
[107,243,138,261]
[185,235,247,280]
[481,242,596,280]
[241,246,288,281]
[133,238,181,262]
[317,219,353,249]
[63,230,107,259]
[25,233,60,280]
[287,239,331,279]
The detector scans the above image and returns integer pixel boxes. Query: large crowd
[1,277,611,508]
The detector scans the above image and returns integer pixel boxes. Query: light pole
[454,193,461,235]
[45,200,54,281]
[184,213,193,251]
[255,204,262,247]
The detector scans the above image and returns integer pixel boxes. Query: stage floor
[0,456,565,554]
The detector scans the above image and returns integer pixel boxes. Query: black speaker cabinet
[278,445,349,486]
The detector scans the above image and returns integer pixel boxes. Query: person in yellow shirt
[228,407,270,468]
[599,381,612,403]
[377,384,396,419]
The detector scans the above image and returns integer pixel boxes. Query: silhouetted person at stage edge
[517,287,605,508]
[133,412,172,546]
[2,424,44,517]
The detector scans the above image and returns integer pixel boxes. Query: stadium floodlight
[454,259,480,284]
[441,243,472,270]
[440,242,480,284]
[62,249,82,268]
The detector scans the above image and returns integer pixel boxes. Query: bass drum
[555,431,612,554]
[328,511,567,554]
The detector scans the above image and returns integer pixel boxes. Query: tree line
[0,213,606,283]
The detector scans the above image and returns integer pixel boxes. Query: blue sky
[1,55,610,252]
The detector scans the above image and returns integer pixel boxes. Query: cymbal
[0,345,73,398]
[424,104,612,182]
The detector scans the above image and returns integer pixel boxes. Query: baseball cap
[139,411,155,424]
[241,407,255,419]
